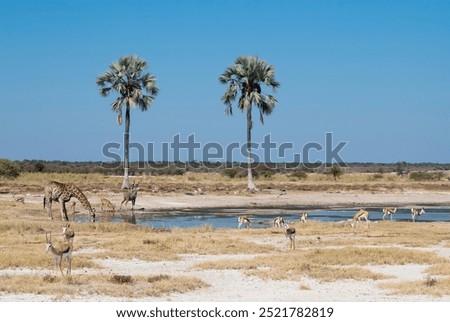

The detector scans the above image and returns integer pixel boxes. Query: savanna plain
[0,170,450,302]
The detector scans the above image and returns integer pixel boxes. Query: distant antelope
[284,223,296,249]
[238,216,251,229]
[13,194,25,204]
[351,209,370,228]
[45,233,72,276]
[100,197,116,213]
[68,200,77,214]
[62,223,75,243]
[273,216,285,228]
[120,183,139,210]
[382,207,397,221]
[411,207,425,222]
[300,212,308,223]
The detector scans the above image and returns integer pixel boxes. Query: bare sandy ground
[1,190,449,302]
[2,242,449,302]
[100,189,450,212]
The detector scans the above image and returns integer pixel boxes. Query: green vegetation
[328,164,344,181]
[0,158,21,179]
[11,160,450,178]
[220,56,280,191]
[96,55,159,189]
[409,171,444,181]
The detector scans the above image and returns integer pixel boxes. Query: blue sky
[1,0,449,164]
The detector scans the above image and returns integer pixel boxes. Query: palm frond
[111,97,124,113]
[97,55,159,114]
[220,55,279,122]
[224,104,233,116]
[99,87,111,97]
[259,109,265,125]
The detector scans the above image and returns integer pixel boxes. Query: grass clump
[0,274,208,299]
[379,277,450,297]
[194,246,446,283]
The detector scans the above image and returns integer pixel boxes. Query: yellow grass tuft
[0,274,208,299]
[379,277,450,297]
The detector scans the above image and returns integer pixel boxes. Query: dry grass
[94,228,274,261]
[0,273,208,299]
[193,246,445,282]
[2,170,449,195]
[1,173,449,299]
[262,220,450,248]
[425,263,450,276]
[379,277,450,297]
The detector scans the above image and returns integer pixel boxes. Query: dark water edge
[81,206,450,229]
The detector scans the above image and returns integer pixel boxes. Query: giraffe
[43,181,96,222]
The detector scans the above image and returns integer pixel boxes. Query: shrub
[372,173,384,180]
[259,170,274,179]
[328,165,343,181]
[409,171,443,181]
[239,168,258,179]
[221,168,239,178]
[0,159,21,179]
[289,170,308,180]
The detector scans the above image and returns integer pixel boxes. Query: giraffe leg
[44,196,53,219]
[59,199,69,221]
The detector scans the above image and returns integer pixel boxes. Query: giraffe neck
[69,184,94,213]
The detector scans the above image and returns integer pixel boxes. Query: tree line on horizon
[1,159,449,181]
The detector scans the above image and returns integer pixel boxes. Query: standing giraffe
[43,181,96,222]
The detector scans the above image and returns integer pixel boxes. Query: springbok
[45,233,72,276]
[68,200,77,214]
[273,216,285,228]
[100,197,116,213]
[284,223,296,249]
[13,194,25,204]
[300,212,308,223]
[382,207,397,221]
[238,216,251,229]
[411,207,425,222]
[350,209,370,228]
[62,223,75,243]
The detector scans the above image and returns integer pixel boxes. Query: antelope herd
[9,179,433,275]
[37,181,141,277]
[235,206,432,250]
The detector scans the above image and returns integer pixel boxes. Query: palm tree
[219,56,280,191]
[96,55,159,188]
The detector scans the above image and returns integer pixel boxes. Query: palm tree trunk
[122,106,131,189]
[246,107,256,191]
